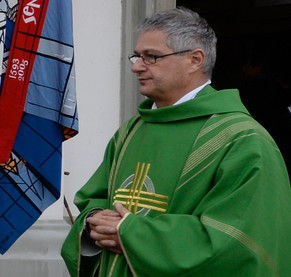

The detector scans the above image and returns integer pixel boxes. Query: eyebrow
[134,49,163,55]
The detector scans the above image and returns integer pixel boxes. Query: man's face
[131,30,193,107]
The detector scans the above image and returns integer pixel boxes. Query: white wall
[41,0,122,219]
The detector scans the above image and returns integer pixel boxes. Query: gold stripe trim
[117,220,138,277]
[134,163,150,213]
[113,200,167,213]
[201,216,278,276]
[182,121,258,176]
[113,162,168,213]
[108,254,120,277]
[109,119,143,200]
[176,157,218,191]
[177,133,257,191]
[198,114,247,138]
[115,189,169,199]
[127,163,151,212]
[114,194,168,206]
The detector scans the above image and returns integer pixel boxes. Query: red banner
[0,0,50,162]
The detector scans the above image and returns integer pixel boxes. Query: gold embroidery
[129,162,150,212]
[116,189,168,199]
[113,162,168,214]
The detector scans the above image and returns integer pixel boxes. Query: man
[62,7,291,277]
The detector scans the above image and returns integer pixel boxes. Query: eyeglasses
[128,49,192,65]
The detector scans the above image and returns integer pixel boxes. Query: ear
[188,49,205,73]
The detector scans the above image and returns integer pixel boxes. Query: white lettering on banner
[8,59,29,81]
[22,0,41,25]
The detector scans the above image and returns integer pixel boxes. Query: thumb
[115,202,130,217]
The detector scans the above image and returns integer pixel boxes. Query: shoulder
[197,112,277,150]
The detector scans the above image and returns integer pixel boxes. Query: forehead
[135,30,171,53]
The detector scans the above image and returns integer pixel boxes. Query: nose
[131,58,147,73]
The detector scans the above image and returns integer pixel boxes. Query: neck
[154,79,210,108]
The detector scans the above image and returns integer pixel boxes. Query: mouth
[138,78,150,84]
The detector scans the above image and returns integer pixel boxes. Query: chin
[139,85,158,99]
[139,89,151,97]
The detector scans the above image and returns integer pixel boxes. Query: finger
[94,225,116,234]
[87,216,121,227]
[90,230,117,242]
[91,211,122,221]
[94,240,103,248]
[97,239,117,248]
[94,239,121,254]
[98,210,121,217]
[115,202,131,217]
[95,240,122,254]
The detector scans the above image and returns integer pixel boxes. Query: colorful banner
[0,0,78,254]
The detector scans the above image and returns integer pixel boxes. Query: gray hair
[138,7,217,78]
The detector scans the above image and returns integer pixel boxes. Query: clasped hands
[86,203,130,254]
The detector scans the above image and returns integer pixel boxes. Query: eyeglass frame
[128,49,193,65]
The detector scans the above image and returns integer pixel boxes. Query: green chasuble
[61,86,291,277]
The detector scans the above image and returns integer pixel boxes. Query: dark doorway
[177,0,291,176]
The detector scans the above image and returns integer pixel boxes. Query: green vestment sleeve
[61,137,115,277]
[61,116,140,277]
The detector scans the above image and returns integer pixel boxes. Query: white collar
[152,80,211,109]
